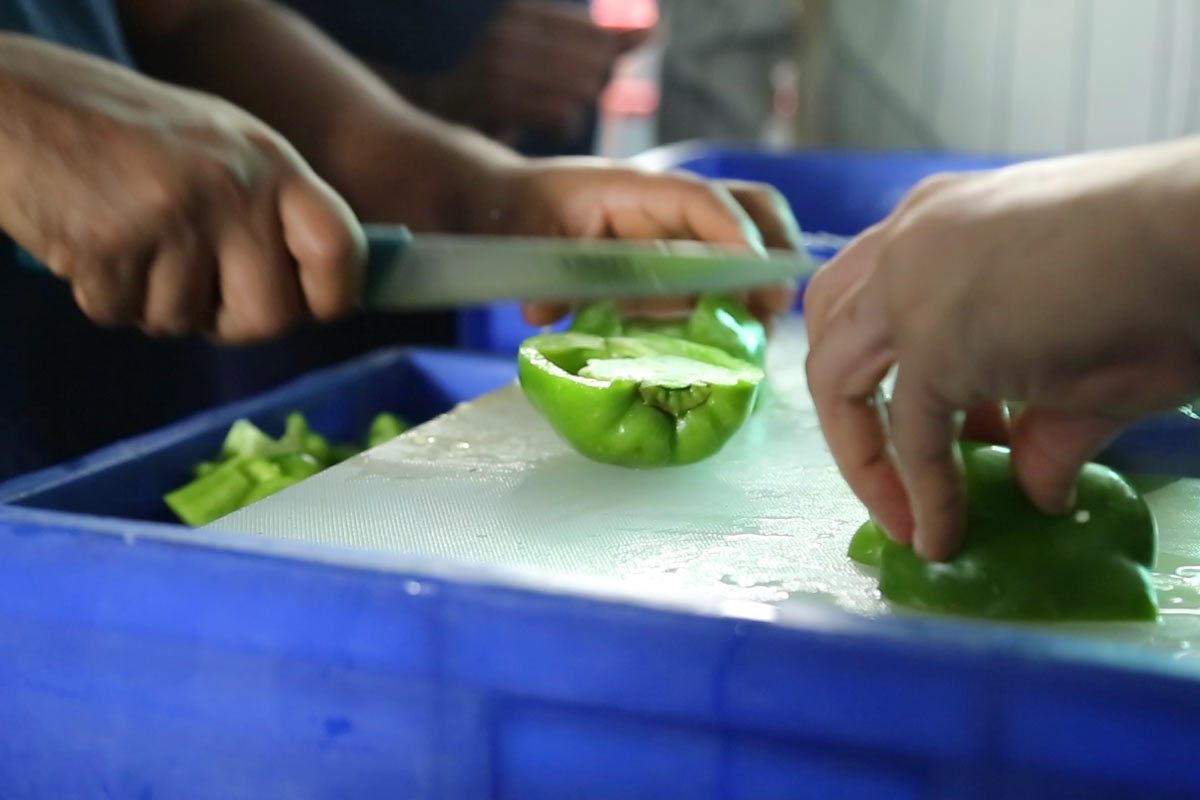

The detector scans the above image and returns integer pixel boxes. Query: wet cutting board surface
[213,320,1200,663]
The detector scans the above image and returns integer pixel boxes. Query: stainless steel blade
[362,225,832,310]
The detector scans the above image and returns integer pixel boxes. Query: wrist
[1131,139,1200,354]
[326,106,525,232]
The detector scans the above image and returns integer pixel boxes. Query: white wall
[819,0,1200,155]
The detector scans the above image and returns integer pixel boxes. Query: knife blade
[361,225,837,311]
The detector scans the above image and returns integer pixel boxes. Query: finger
[141,239,217,337]
[1009,407,1124,516]
[523,301,572,326]
[803,225,885,345]
[489,51,611,103]
[500,91,588,140]
[805,282,911,542]
[615,26,654,53]
[744,283,799,321]
[962,402,1010,444]
[494,9,620,84]
[71,257,148,328]
[888,366,964,561]
[721,181,804,250]
[213,208,306,344]
[279,172,365,323]
[610,177,766,252]
[512,0,623,55]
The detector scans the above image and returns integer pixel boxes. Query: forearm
[117,0,521,230]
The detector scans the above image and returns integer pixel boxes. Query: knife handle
[363,224,413,294]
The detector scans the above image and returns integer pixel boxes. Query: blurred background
[357,0,1193,159]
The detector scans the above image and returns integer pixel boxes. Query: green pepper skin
[571,295,767,367]
[848,443,1157,621]
[165,457,256,527]
[366,412,410,449]
[847,520,887,567]
[519,332,763,468]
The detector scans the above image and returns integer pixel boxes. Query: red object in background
[600,77,659,116]
[591,0,659,30]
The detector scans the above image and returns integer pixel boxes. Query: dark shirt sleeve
[282,0,508,73]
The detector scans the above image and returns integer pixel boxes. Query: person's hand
[478,160,799,329]
[396,0,650,143]
[804,141,1200,561]
[0,35,364,343]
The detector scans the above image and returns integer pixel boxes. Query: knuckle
[308,225,362,270]
[143,307,200,337]
[804,346,830,396]
[80,220,138,265]
[142,174,191,221]
[244,303,301,341]
[194,154,252,204]
[73,284,125,327]
[42,243,80,279]
[909,172,959,200]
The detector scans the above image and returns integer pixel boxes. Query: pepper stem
[639,383,712,416]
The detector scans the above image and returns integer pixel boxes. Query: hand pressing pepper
[519,332,763,467]
[804,140,1200,562]
[849,442,1157,621]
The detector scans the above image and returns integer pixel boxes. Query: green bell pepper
[519,332,764,468]
[849,442,1157,621]
[571,294,767,367]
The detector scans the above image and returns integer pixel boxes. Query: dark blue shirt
[284,0,596,156]
[0,1,225,480]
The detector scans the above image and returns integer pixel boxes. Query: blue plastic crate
[2,504,1200,799]
[2,336,1200,797]
[457,145,1024,356]
[0,347,517,522]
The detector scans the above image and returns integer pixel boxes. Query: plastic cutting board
[212,320,1200,661]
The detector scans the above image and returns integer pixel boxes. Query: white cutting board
[212,320,1200,662]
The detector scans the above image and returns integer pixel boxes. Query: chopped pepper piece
[571,294,767,367]
[366,412,410,448]
[848,442,1158,621]
[165,457,258,527]
[519,332,763,468]
[165,411,408,525]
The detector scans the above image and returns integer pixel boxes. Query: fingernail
[877,510,914,546]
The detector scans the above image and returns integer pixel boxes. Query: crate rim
[1,499,1197,691]
[0,343,506,506]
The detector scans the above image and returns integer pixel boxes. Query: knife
[362,225,840,311]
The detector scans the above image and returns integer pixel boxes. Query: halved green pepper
[571,294,767,367]
[849,442,1158,621]
[519,332,763,467]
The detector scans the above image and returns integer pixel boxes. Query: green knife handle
[363,224,414,297]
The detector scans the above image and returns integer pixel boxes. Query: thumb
[1008,408,1124,515]
[614,26,654,53]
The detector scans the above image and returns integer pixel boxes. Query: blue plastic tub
[3,335,1200,797]
[0,347,517,522]
[457,145,1024,356]
[3,502,1200,799]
